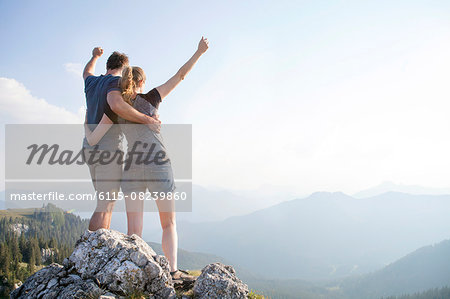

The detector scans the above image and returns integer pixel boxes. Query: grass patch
[187,270,201,277]
[0,208,37,219]
[248,290,267,299]
[176,288,194,298]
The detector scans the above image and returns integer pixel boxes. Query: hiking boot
[171,269,196,292]
[170,269,196,282]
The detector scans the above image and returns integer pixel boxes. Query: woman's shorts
[121,165,175,195]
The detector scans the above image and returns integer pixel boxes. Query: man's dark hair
[106,51,129,70]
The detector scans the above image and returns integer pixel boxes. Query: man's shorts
[83,148,123,208]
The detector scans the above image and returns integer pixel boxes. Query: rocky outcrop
[9,223,29,236]
[11,229,175,299]
[193,263,249,299]
[9,263,104,298]
[11,229,249,299]
[41,248,57,263]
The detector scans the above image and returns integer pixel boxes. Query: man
[82,47,160,231]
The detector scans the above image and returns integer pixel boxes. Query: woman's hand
[155,37,209,100]
[197,36,209,54]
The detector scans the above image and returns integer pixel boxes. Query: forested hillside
[340,239,450,298]
[384,286,450,299]
[0,204,88,296]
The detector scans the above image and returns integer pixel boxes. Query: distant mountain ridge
[169,191,450,280]
[1,203,450,299]
[339,238,450,298]
[238,238,450,299]
[354,181,450,198]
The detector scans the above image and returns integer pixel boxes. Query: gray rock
[11,230,249,299]
[12,281,22,290]
[10,264,103,298]
[46,277,58,289]
[10,263,64,298]
[56,279,104,298]
[68,229,174,298]
[9,223,29,236]
[193,262,249,299]
[11,229,175,299]
[99,292,118,299]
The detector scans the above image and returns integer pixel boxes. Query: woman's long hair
[120,66,146,105]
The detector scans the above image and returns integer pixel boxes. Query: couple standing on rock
[82,37,209,284]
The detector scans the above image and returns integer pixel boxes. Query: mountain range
[1,196,450,298]
[152,191,450,281]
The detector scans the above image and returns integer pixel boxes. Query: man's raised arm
[83,47,103,80]
[107,91,161,132]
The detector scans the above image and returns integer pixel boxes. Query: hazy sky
[1,0,450,195]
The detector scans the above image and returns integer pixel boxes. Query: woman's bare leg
[157,199,177,272]
[125,193,145,237]
[126,211,144,237]
[160,212,177,272]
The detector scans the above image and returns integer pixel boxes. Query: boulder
[11,229,175,299]
[193,262,249,299]
[10,263,104,299]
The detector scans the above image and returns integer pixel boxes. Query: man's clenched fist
[92,47,104,58]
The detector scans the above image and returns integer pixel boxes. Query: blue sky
[1,0,450,194]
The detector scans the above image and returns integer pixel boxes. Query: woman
[85,36,209,282]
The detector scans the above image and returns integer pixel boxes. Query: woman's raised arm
[156,37,209,100]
